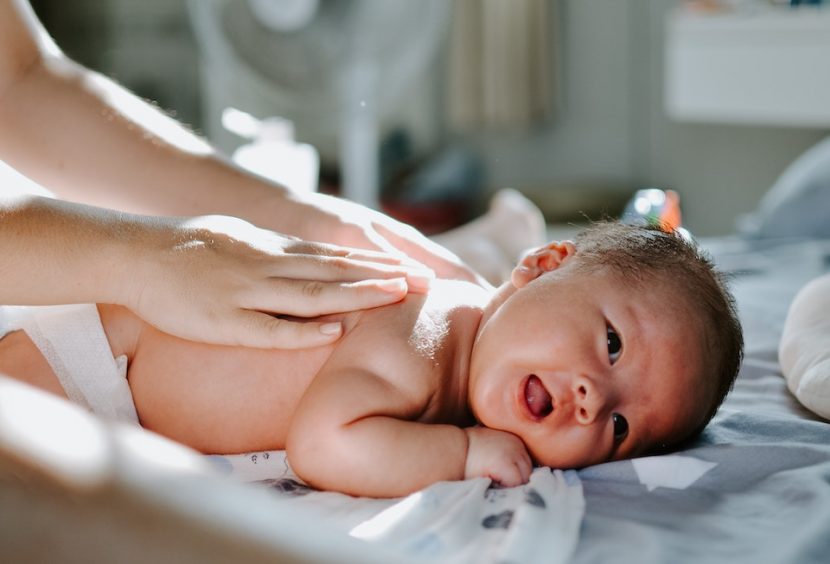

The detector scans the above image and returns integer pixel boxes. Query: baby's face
[468,261,705,468]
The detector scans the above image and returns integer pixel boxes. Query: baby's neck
[427,279,492,427]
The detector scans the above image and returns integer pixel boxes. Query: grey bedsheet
[571,237,830,564]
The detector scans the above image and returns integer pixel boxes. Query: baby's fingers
[491,464,525,488]
[517,454,533,484]
[494,455,532,488]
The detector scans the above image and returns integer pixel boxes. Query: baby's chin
[530,451,591,470]
[526,439,617,469]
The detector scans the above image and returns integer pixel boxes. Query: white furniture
[665,5,830,128]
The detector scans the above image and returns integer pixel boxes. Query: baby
[0,222,743,498]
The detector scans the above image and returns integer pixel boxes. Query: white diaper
[22,304,139,424]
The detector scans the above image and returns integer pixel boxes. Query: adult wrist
[102,213,177,311]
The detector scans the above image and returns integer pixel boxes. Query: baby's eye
[607,325,622,364]
[612,413,629,442]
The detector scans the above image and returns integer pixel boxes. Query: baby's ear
[511,241,577,288]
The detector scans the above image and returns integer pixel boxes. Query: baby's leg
[433,189,546,285]
[0,328,67,399]
[0,304,141,423]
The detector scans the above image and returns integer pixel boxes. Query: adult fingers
[286,239,420,268]
[229,310,346,349]
[373,222,482,284]
[264,254,433,292]
[247,277,410,318]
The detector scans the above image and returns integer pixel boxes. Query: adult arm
[779,273,830,420]
[0,0,478,282]
[0,194,436,348]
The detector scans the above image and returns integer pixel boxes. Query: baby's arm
[779,273,830,419]
[464,426,533,488]
[286,367,531,498]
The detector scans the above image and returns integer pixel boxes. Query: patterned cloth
[208,450,584,564]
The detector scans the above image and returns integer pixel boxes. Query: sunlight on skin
[181,214,256,234]
[81,72,213,156]
[13,0,60,58]
[179,214,282,253]
[0,160,51,197]
[13,0,211,156]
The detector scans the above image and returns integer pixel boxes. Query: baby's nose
[572,375,607,424]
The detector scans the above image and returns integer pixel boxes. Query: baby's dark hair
[571,221,743,442]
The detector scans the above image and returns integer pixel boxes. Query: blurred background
[29,0,830,237]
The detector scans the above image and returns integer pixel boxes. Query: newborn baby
[0,222,743,498]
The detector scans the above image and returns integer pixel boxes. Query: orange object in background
[621,188,692,241]
[661,189,683,231]
[622,188,683,230]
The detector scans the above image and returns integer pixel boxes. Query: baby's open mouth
[524,375,553,418]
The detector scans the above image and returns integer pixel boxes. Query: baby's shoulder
[329,279,487,390]
[356,279,487,346]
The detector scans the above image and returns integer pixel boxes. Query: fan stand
[340,60,380,208]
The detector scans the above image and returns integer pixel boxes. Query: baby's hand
[463,426,532,487]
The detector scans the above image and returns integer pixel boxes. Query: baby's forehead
[644,349,711,448]
[557,262,686,303]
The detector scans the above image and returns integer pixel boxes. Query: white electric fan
[188,0,450,208]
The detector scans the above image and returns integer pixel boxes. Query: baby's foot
[485,188,547,264]
[434,189,547,285]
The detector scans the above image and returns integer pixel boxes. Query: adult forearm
[0,194,156,306]
[0,55,293,225]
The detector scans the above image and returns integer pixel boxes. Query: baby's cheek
[526,428,607,469]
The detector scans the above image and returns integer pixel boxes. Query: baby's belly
[127,325,332,454]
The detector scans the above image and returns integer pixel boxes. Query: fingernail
[405,273,433,292]
[378,278,407,293]
[320,322,342,336]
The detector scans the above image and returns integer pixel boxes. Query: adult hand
[1,0,483,290]
[126,214,434,349]
[277,192,487,286]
